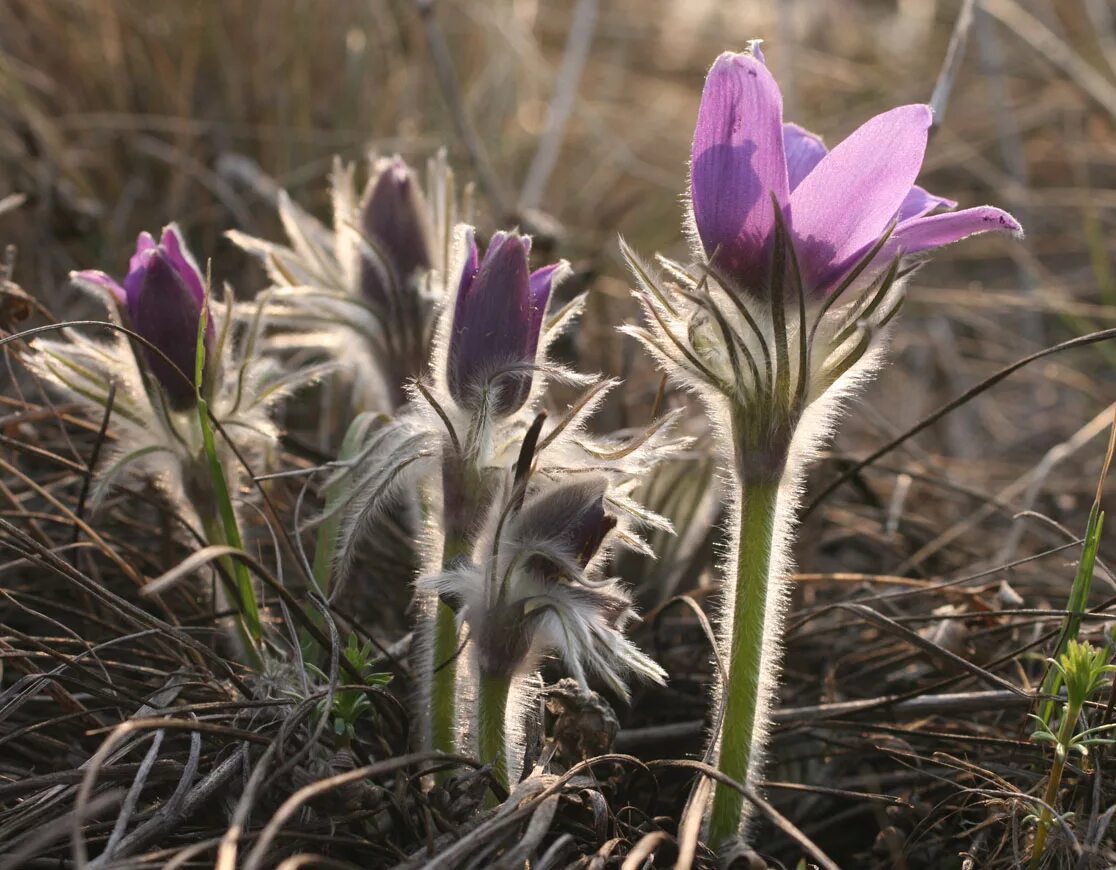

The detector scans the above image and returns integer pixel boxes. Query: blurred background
[2,1,1116,863]
[2,0,1111,569]
[0,0,1109,390]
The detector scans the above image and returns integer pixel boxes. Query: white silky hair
[226,151,464,413]
[417,471,670,776]
[30,276,329,529]
[620,236,906,836]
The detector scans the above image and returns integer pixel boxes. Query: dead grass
[2,0,1116,867]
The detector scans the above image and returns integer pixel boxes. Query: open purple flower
[76,224,213,410]
[359,156,434,309]
[446,229,563,417]
[690,50,1021,298]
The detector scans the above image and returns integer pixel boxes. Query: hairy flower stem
[430,594,462,757]
[1030,700,1081,870]
[430,526,469,759]
[477,670,510,801]
[707,476,780,849]
[429,451,491,755]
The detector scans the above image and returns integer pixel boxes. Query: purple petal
[783,123,827,190]
[527,262,561,338]
[448,231,539,416]
[887,206,1022,258]
[157,224,206,306]
[72,270,126,304]
[364,157,432,274]
[898,185,957,222]
[790,104,932,292]
[455,228,480,304]
[123,247,157,317]
[690,51,789,291]
[128,232,156,275]
[131,250,210,410]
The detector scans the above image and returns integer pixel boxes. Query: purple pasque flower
[446,228,564,418]
[359,155,434,309]
[689,49,1021,298]
[76,224,213,410]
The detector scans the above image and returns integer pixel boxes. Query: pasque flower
[421,474,665,786]
[228,151,465,411]
[689,49,1020,300]
[440,478,649,688]
[35,225,330,530]
[30,222,332,659]
[359,156,435,310]
[624,43,1022,850]
[329,222,687,770]
[446,230,562,418]
[77,224,213,410]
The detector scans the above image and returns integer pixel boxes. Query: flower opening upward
[77,225,213,410]
[690,50,1019,303]
[624,43,1021,850]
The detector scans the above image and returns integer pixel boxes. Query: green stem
[1030,701,1080,870]
[430,596,460,756]
[195,400,261,645]
[477,670,510,798]
[707,478,779,849]
[200,514,260,668]
[430,522,471,757]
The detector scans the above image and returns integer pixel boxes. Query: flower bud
[446,229,564,417]
[359,156,434,308]
[76,224,213,410]
[515,478,617,574]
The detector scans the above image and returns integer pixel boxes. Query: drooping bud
[514,478,617,575]
[446,229,564,418]
[75,224,212,410]
[427,477,652,686]
[359,156,434,309]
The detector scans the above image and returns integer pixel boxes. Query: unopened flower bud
[75,224,212,410]
[515,478,617,573]
[359,156,434,308]
[446,229,565,417]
